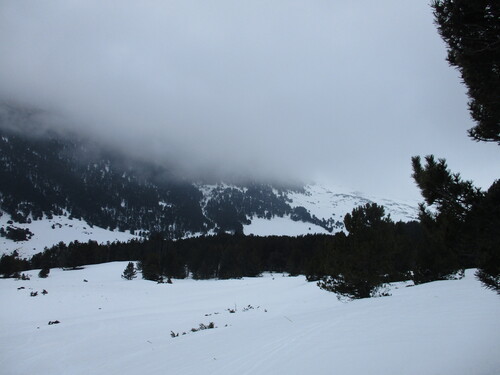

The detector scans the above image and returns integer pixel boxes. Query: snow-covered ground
[287,184,419,223]
[0,211,138,257]
[244,215,330,236]
[1,262,498,375]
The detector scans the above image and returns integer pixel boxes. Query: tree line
[2,167,497,299]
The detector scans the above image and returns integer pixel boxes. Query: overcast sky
[0,0,498,201]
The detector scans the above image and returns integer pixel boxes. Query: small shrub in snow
[370,284,392,298]
[446,269,465,280]
[193,322,215,332]
[242,305,254,312]
[38,268,50,278]
[173,322,216,337]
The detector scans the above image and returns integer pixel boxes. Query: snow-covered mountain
[1,262,498,375]
[0,115,419,256]
[288,184,418,224]
[0,182,418,257]
[242,183,418,236]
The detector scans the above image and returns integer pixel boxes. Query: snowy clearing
[0,263,498,375]
[243,215,330,236]
[0,211,138,257]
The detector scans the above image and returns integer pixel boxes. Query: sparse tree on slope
[122,262,137,280]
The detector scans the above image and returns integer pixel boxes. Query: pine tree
[413,1,500,291]
[318,204,393,299]
[432,0,500,143]
[140,253,161,282]
[411,155,482,281]
[411,155,483,221]
[469,180,500,293]
[122,262,137,280]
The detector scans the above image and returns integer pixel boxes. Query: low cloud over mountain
[0,1,497,199]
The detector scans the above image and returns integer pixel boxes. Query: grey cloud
[0,0,498,200]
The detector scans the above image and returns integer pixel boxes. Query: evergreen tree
[318,204,393,299]
[0,251,29,278]
[121,262,137,280]
[140,253,161,282]
[469,180,500,293]
[411,155,482,281]
[412,155,483,221]
[416,1,500,290]
[432,0,500,143]
[344,203,388,235]
[411,155,500,289]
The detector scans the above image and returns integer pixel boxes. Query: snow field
[287,184,419,223]
[0,263,498,375]
[243,215,330,236]
[0,211,138,257]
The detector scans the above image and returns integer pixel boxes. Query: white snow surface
[0,211,138,257]
[244,215,330,236]
[287,184,419,223]
[1,263,498,375]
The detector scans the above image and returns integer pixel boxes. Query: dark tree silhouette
[432,0,500,143]
[122,262,137,280]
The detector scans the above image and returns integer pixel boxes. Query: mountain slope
[288,184,418,226]
[1,115,418,255]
